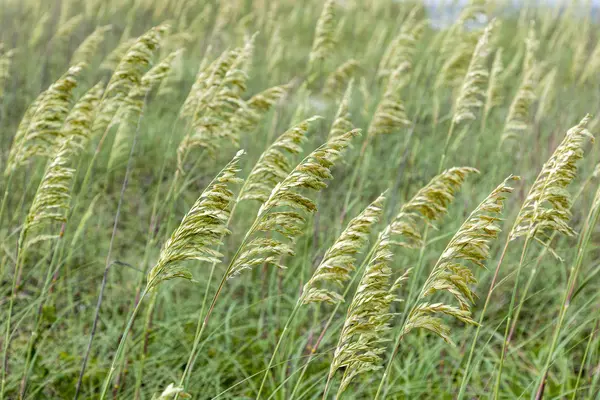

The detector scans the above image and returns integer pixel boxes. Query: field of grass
[1,0,600,398]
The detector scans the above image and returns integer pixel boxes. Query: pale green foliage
[50,15,84,45]
[328,80,355,140]
[367,66,411,139]
[100,38,136,71]
[324,59,360,98]
[240,116,318,203]
[5,64,83,173]
[378,6,425,82]
[403,175,518,344]
[302,191,387,305]
[0,48,15,100]
[63,82,104,149]
[227,129,359,279]
[327,166,477,393]
[330,252,409,396]
[227,80,294,144]
[108,50,181,170]
[147,150,245,289]
[453,21,494,125]
[437,0,487,89]
[510,116,594,250]
[94,24,169,136]
[71,25,112,65]
[178,39,254,162]
[500,24,540,144]
[483,47,505,120]
[23,140,76,247]
[307,0,336,73]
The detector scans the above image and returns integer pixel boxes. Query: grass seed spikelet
[453,20,494,125]
[510,116,594,251]
[23,140,76,246]
[302,191,387,304]
[146,150,245,290]
[227,129,359,279]
[402,175,518,344]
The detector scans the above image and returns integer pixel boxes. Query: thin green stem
[572,317,599,400]
[18,232,63,399]
[438,119,456,174]
[256,301,302,398]
[457,238,511,399]
[535,184,600,399]
[0,173,14,236]
[1,225,27,400]
[99,289,147,400]
[493,235,532,398]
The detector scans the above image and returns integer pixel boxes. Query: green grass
[1,0,600,399]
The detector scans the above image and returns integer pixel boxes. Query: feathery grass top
[453,20,494,125]
[303,191,387,305]
[5,64,83,174]
[71,25,112,66]
[227,80,294,144]
[23,140,76,247]
[227,129,359,279]
[308,0,336,72]
[63,82,104,149]
[146,150,245,290]
[94,24,169,136]
[324,59,360,97]
[403,175,518,344]
[367,66,411,138]
[327,166,478,393]
[510,115,594,248]
[328,79,355,140]
[240,116,318,203]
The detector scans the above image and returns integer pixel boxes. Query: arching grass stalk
[1,225,27,400]
[176,118,323,395]
[374,176,516,400]
[75,95,148,400]
[18,229,64,397]
[0,173,14,235]
[505,171,595,347]
[288,244,379,400]
[174,213,263,397]
[190,132,361,400]
[261,214,385,399]
[495,117,593,397]
[175,188,243,393]
[493,235,532,399]
[99,288,149,400]
[457,234,512,399]
[132,117,184,400]
[458,116,593,399]
[572,315,599,400]
[534,182,600,399]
